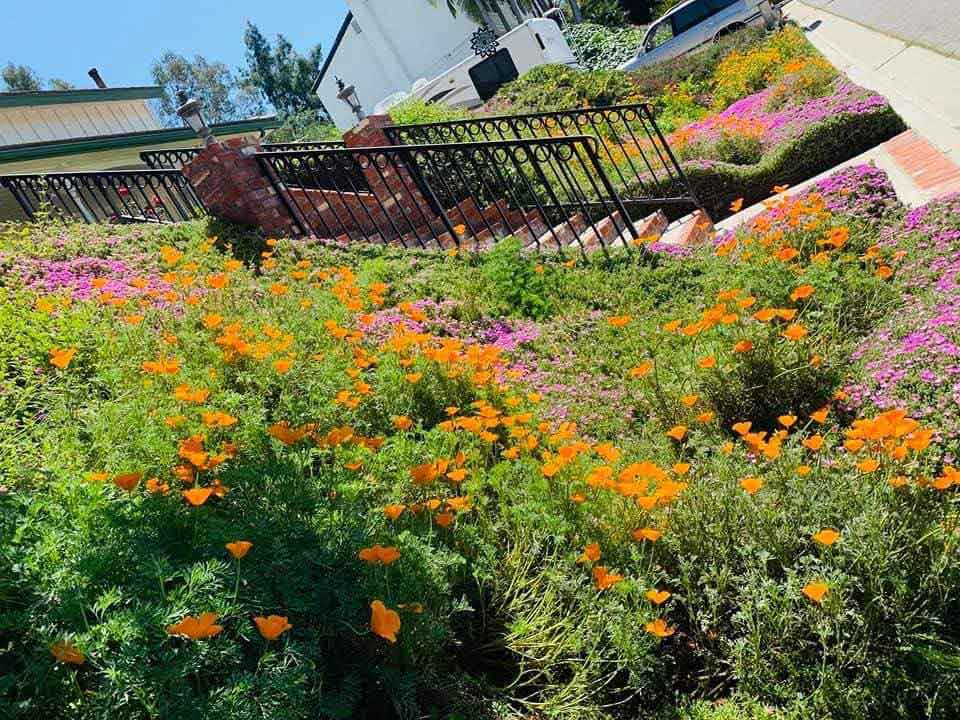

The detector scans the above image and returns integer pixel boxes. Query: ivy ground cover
[1,173,959,720]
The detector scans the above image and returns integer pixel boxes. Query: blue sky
[4,0,349,89]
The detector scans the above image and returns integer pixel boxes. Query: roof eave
[311,12,354,94]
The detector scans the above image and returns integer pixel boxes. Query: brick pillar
[180,137,301,237]
[343,114,438,233]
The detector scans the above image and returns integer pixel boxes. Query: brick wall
[180,137,301,237]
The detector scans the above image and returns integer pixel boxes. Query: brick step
[657,209,714,247]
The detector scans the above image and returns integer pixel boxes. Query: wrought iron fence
[140,141,346,170]
[384,103,699,215]
[0,170,205,224]
[256,136,640,256]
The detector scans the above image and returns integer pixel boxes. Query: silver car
[619,0,784,71]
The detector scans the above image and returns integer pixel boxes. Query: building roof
[0,116,280,165]
[0,86,164,109]
[311,12,354,93]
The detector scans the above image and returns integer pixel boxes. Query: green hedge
[648,107,907,221]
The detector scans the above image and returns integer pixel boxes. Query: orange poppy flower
[607,315,631,328]
[733,340,754,353]
[592,566,624,591]
[49,347,77,370]
[672,462,691,476]
[644,618,675,638]
[666,425,687,441]
[203,313,224,330]
[645,589,671,605]
[778,415,797,428]
[113,472,142,492]
[812,529,840,546]
[680,394,699,408]
[697,356,716,369]
[254,615,292,641]
[273,358,293,374]
[796,465,812,476]
[182,487,214,506]
[857,458,880,473]
[435,512,455,528]
[802,582,829,604]
[447,468,468,483]
[50,640,85,665]
[810,407,829,424]
[782,323,808,341]
[875,265,893,280]
[803,435,824,451]
[206,273,229,290]
[384,504,406,521]
[790,284,815,301]
[776,247,800,262]
[633,527,662,542]
[370,600,401,643]
[392,416,413,431]
[629,361,654,378]
[86,471,109,483]
[696,411,715,423]
[732,421,752,436]
[358,544,401,565]
[729,197,744,213]
[740,476,763,494]
[577,543,601,564]
[166,612,223,640]
[226,541,253,559]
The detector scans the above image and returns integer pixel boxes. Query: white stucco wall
[0,99,161,146]
[318,0,532,131]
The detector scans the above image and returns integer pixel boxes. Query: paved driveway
[799,0,960,57]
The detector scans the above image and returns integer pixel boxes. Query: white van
[382,18,577,113]
[619,0,784,72]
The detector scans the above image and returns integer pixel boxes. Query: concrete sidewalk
[786,1,960,166]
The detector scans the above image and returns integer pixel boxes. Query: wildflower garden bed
[2,158,960,719]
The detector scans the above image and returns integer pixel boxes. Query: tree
[151,52,266,127]
[2,63,42,91]
[48,78,76,91]
[241,22,328,121]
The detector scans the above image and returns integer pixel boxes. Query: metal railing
[0,170,205,224]
[255,136,639,256]
[140,141,346,170]
[384,103,700,214]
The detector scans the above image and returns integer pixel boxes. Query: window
[469,49,520,102]
[671,0,715,36]
[645,21,675,51]
[706,0,739,11]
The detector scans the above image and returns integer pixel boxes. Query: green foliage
[387,98,471,127]
[150,52,266,126]
[564,22,646,70]
[486,64,642,114]
[579,0,630,27]
[241,22,329,122]
[479,237,554,320]
[2,62,41,91]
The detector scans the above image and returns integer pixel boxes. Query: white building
[314,0,557,130]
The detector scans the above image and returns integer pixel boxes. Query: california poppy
[812,529,840,546]
[810,407,829,424]
[740,476,763,494]
[577,543,601,564]
[167,612,223,639]
[226,541,253,559]
[633,527,661,542]
[182,487,214,506]
[730,197,744,213]
[113,472,142,492]
[384,504,406,521]
[50,640,84,664]
[644,618,675,638]
[802,582,829,604]
[254,615,292,641]
[733,340,754,353]
[645,589,671,605]
[607,315,631,328]
[778,415,797,428]
[358,544,401,565]
[592,566,624,591]
[49,347,77,370]
[782,323,808,341]
[790,284,815,301]
[697,356,717,369]
[629,362,653,378]
[666,425,687,441]
[392,416,413,431]
[370,600,401,643]
[803,435,824,451]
